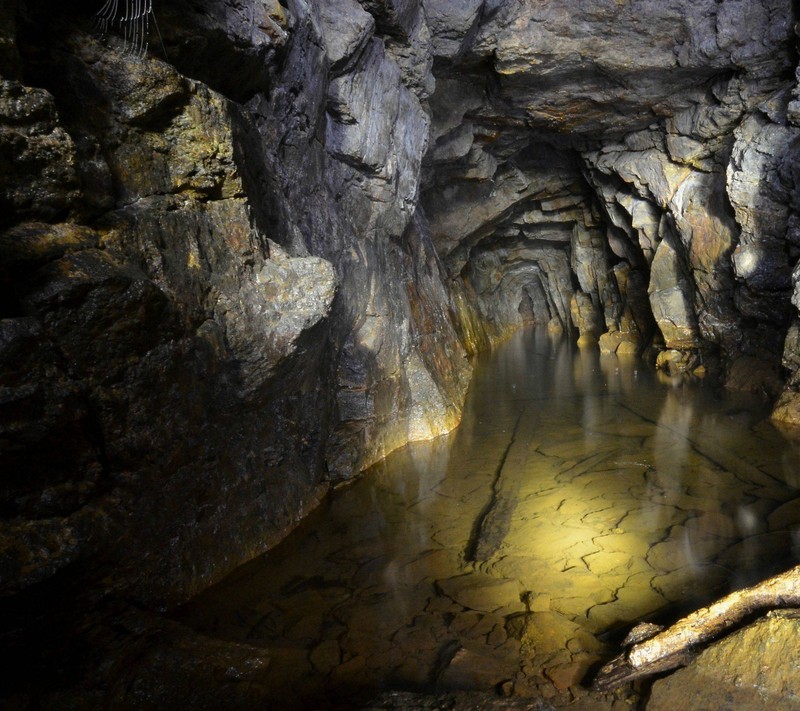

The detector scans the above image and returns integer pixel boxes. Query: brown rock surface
[647,610,800,711]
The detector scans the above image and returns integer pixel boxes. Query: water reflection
[176,329,800,707]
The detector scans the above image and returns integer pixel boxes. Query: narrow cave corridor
[2,0,800,708]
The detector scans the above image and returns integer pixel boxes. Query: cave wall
[2,0,800,613]
[0,0,470,605]
[422,0,800,393]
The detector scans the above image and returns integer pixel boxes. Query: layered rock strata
[423,0,800,390]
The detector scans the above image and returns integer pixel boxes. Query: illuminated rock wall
[422,0,800,395]
[0,0,470,604]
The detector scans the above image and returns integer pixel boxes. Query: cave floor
[176,329,800,709]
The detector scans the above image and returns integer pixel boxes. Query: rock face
[424,0,798,377]
[2,0,800,704]
[0,0,471,606]
[646,610,800,711]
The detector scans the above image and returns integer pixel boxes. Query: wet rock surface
[0,0,470,607]
[647,609,800,711]
[421,0,800,392]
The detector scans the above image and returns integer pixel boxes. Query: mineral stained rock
[2,0,800,702]
[646,610,800,711]
[0,0,471,604]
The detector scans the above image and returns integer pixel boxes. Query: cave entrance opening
[176,328,800,708]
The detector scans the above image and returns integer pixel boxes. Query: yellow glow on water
[177,329,800,706]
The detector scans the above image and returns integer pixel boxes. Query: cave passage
[175,329,800,708]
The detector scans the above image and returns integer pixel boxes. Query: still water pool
[176,329,800,707]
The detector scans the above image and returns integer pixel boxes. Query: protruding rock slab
[647,609,800,711]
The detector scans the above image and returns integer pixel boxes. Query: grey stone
[648,233,700,349]
[358,0,420,39]
[0,81,81,227]
[424,0,484,59]
[155,0,289,102]
[318,0,375,72]
[469,0,794,137]
[3,0,800,706]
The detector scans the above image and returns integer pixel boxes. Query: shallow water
[176,329,800,707]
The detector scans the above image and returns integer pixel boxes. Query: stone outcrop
[421,0,799,381]
[646,609,800,711]
[0,0,471,606]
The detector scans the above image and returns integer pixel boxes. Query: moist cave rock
[2,0,800,708]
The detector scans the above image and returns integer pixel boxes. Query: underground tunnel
[2,0,800,708]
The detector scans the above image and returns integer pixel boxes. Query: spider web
[94,0,154,59]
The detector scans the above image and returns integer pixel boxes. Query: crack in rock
[464,405,529,563]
